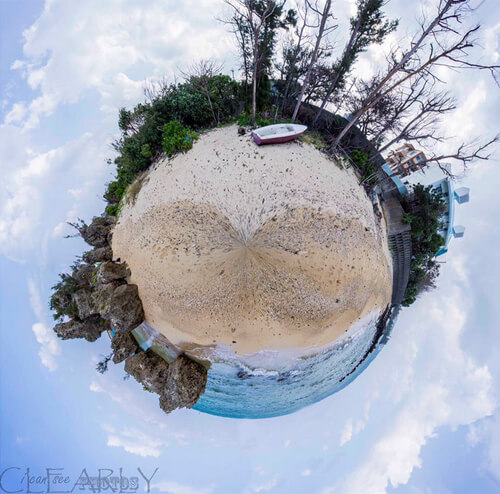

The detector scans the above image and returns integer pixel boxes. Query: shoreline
[113,124,393,354]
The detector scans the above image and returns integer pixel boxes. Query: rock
[72,289,98,319]
[158,355,207,413]
[92,281,121,315]
[79,216,115,248]
[101,284,144,333]
[82,246,113,264]
[124,350,169,394]
[111,332,139,364]
[54,315,109,342]
[73,264,95,286]
[97,261,130,284]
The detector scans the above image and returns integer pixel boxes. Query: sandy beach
[112,125,392,355]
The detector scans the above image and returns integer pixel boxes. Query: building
[386,143,427,177]
[430,178,470,257]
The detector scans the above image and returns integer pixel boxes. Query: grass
[299,130,326,150]
[124,172,150,206]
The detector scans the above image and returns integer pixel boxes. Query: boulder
[82,246,113,264]
[79,216,115,248]
[111,332,139,364]
[124,350,169,395]
[97,261,130,284]
[72,289,98,319]
[54,315,109,342]
[101,284,144,333]
[158,355,207,413]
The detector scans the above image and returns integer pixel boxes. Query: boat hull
[251,124,307,145]
[252,133,304,145]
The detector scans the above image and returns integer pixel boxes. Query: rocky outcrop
[91,281,121,313]
[73,289,98,319]
[50,214,205,411]
[97,261,130,284]
[111,332,139,364]
[51,210,206,413]
[124,351,208,413]
[124,350,170,395]
[73,264,95,286]
[54,315,109,342]
[159,355,207,413]
[101,284,144,333]
[82,246,113,264]
[79,216,115,248]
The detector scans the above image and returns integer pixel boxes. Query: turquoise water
[193,316,380,418]
[132,308,397,419]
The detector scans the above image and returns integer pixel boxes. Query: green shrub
[350,148,369,168]
[141,143,152,158]
[105,203,120,217]
[161,120,198,156]
[401,184,446,306]
[237,112,272,128]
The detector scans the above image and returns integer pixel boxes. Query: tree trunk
[292,0,332,122]
[312,16,361,126]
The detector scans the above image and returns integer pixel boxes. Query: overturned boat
[251,123,307,145]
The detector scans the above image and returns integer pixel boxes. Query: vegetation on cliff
[104,73,240,216]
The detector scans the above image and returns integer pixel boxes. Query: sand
[112,125,392,355]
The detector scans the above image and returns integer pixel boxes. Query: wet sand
[112,125,392,355]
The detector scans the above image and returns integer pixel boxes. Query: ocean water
[133,309,391,419]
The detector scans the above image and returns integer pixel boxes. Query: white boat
[251,123,307,145]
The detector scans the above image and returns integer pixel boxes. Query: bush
[237,112,272,128]
[103,75,241,218]
[350,148,368,168]
[161,120,198,156]
[105,203,120,217]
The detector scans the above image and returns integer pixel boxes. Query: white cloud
[102,423,167,458]
[339,418,366,446]
[339,419,353,446]
[467,413,500,482]
[11,0,235,129]
[31,322,61,372]
[246,476,278,493]
[4,102,28,125]
[28,278,61,371]
[0,127,111,261]
[326,287,495,494]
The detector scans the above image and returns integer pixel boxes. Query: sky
[1,0,500,493]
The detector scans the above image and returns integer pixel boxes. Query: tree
[181,60,239,125]
[331,0,500,152]
[344,72,456,152]
[420,133,500,179]
[401,184,446,306]
[276,1,315,109]
[222,0,296,125]
[291,0,336,121]
[312,0,398,125]
[96,353,113,374]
